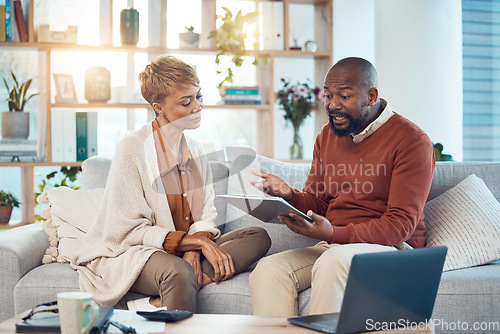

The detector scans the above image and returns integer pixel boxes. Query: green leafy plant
[185,26,195,33]
[3,71,38,112]
[0,190,20,207]
[208,7,262,89]
[433,143,453,161]
[34,166,81,221]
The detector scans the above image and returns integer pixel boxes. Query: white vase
[179,31,200,48]
[1,112,30,140]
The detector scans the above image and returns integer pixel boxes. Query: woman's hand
[198,238,235,283]
[182,251,203,290]
[176,234,235,283]
[279,210,334,243]
[250,169,293,201]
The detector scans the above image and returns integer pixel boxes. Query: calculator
[136,310,193,322]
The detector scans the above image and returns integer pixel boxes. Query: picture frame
[53,74,78,103]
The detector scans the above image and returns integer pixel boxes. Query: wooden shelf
[51,103,151,109]
[0,42,38,48]
[0,0,333,226]
[0,161,83,167]
[0,221,29,230]
[0,41,331,58]
[205,104,273,111]
[50,103,273,110]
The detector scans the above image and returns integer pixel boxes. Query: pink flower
[292,85,308,100]
[316,90,325,101]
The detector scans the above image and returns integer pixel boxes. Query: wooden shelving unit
[0,0,332,226]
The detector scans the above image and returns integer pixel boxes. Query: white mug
[57,292,99,334]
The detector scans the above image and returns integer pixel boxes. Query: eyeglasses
[21,301,136,334]
[22,300,59,322]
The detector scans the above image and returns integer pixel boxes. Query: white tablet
[218,194,313,224]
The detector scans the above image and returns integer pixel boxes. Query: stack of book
[0,139,37,161]
[222,86,261,105]
[0,0,28,42]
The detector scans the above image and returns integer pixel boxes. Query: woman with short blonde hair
[139,55,199,113]
[72,55,271,312]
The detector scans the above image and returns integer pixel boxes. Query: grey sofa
[1,155,499,334]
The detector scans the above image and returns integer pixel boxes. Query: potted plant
[208,7,262,89]
[433,143,453,161]
[0,190,20,224]
[2,71,38,140]
[179,26,200,48]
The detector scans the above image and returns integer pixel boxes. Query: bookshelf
[0,0,333,226]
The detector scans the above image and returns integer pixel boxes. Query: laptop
[288,246,447,334]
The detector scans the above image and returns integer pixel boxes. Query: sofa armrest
[0,223,49,321]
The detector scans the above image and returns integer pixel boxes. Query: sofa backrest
[80,156,112,189]
[429,162,500,202]
[223,158,500,255]
[81,156,500,256]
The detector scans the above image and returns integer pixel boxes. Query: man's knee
[312,246,353,277]
[250,255,284,286]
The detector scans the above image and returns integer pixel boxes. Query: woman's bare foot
[149,296,162,308]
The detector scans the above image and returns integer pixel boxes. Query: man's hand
[250,169,293,201]
[182,251,203,290]
[279,211,334,243]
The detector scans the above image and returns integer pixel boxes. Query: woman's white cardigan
[71,123,220,306]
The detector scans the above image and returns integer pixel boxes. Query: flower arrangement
[276,78,323,128]
[276,79,323,159]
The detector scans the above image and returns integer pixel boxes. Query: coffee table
[1,311,434,333]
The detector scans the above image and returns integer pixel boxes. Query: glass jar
[84,67,111,103]
[120,8,139,45]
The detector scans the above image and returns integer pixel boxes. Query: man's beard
[328,112,364,137]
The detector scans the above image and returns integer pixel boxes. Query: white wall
[375,0,463,160]
[273,5,316,160]
[332,0,463,160]
[333,0,376,64]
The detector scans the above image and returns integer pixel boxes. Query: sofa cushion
[37,186,104,263]
[196,271,312,316]
[434,262,500,333]
[14,263,80,314]
[37,187,105,264]
[438,261,500,295]
[224,154,318,255]
[424,174,500,271]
